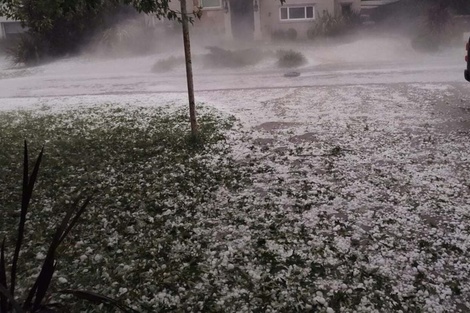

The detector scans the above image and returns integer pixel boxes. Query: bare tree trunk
[180,0,198,136]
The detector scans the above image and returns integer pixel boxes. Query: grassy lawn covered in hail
[0,94,469,312]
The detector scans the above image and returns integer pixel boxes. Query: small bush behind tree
[411,2,457,52]
[5,34,49,65]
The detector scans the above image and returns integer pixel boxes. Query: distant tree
[452,0,468,12]
[411,0,470,14]
[406,0,468,52]
[0,0,199,134]
[0,0,114,57]
[446,0,470,15]
[0,0,192,60]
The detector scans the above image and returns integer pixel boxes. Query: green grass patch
[0,104,251,311]
[1,103,466,312]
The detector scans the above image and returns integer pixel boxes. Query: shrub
[277,49,307,68]
[152,55,184,72]
[424,3,452,36]
[6,34,49,66]
[286,28,298,41]
[411,3,456,52]
[0,37,21,56]
[271,29,286,41]
[202,47,265,68]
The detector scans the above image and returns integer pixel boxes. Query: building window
[201,0,221,9]
[280,6,315,21]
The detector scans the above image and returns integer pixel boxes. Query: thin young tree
[180,0,198,136]
[118,0,200,136]
[124,0,199,135]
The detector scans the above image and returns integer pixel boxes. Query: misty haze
[1,0,470,312]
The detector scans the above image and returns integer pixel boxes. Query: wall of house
[0,16,8,39]
[259,0,337,40]
[194,8,226,37]
[169,0,227,38]
[0,16,27,40]
[168,0,362,41]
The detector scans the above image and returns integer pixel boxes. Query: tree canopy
[0,0,208,63]
[0,0,184,33]
[0,0,183,62]
[407,0,470,14]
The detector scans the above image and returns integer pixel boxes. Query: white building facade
[173,0,362,40]
[0,16,24,39]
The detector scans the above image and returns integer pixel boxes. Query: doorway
[341,3,352,16]
[229,0,255,40]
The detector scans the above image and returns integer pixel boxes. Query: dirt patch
[427,83,470,133]
[255,121,300,131]
[253,138,276,145]
[289,132,317,143]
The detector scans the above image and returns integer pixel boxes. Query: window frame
[0,23,5,39]
[279,5,315,22]
[200,0,222,10]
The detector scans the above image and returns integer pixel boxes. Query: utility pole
[180,0,198,136]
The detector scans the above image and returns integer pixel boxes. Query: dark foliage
[0,142,134,313]
[5,34,49,65]
[0,0,118,63]
[202,46,264,68]
[0,0,179,64]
